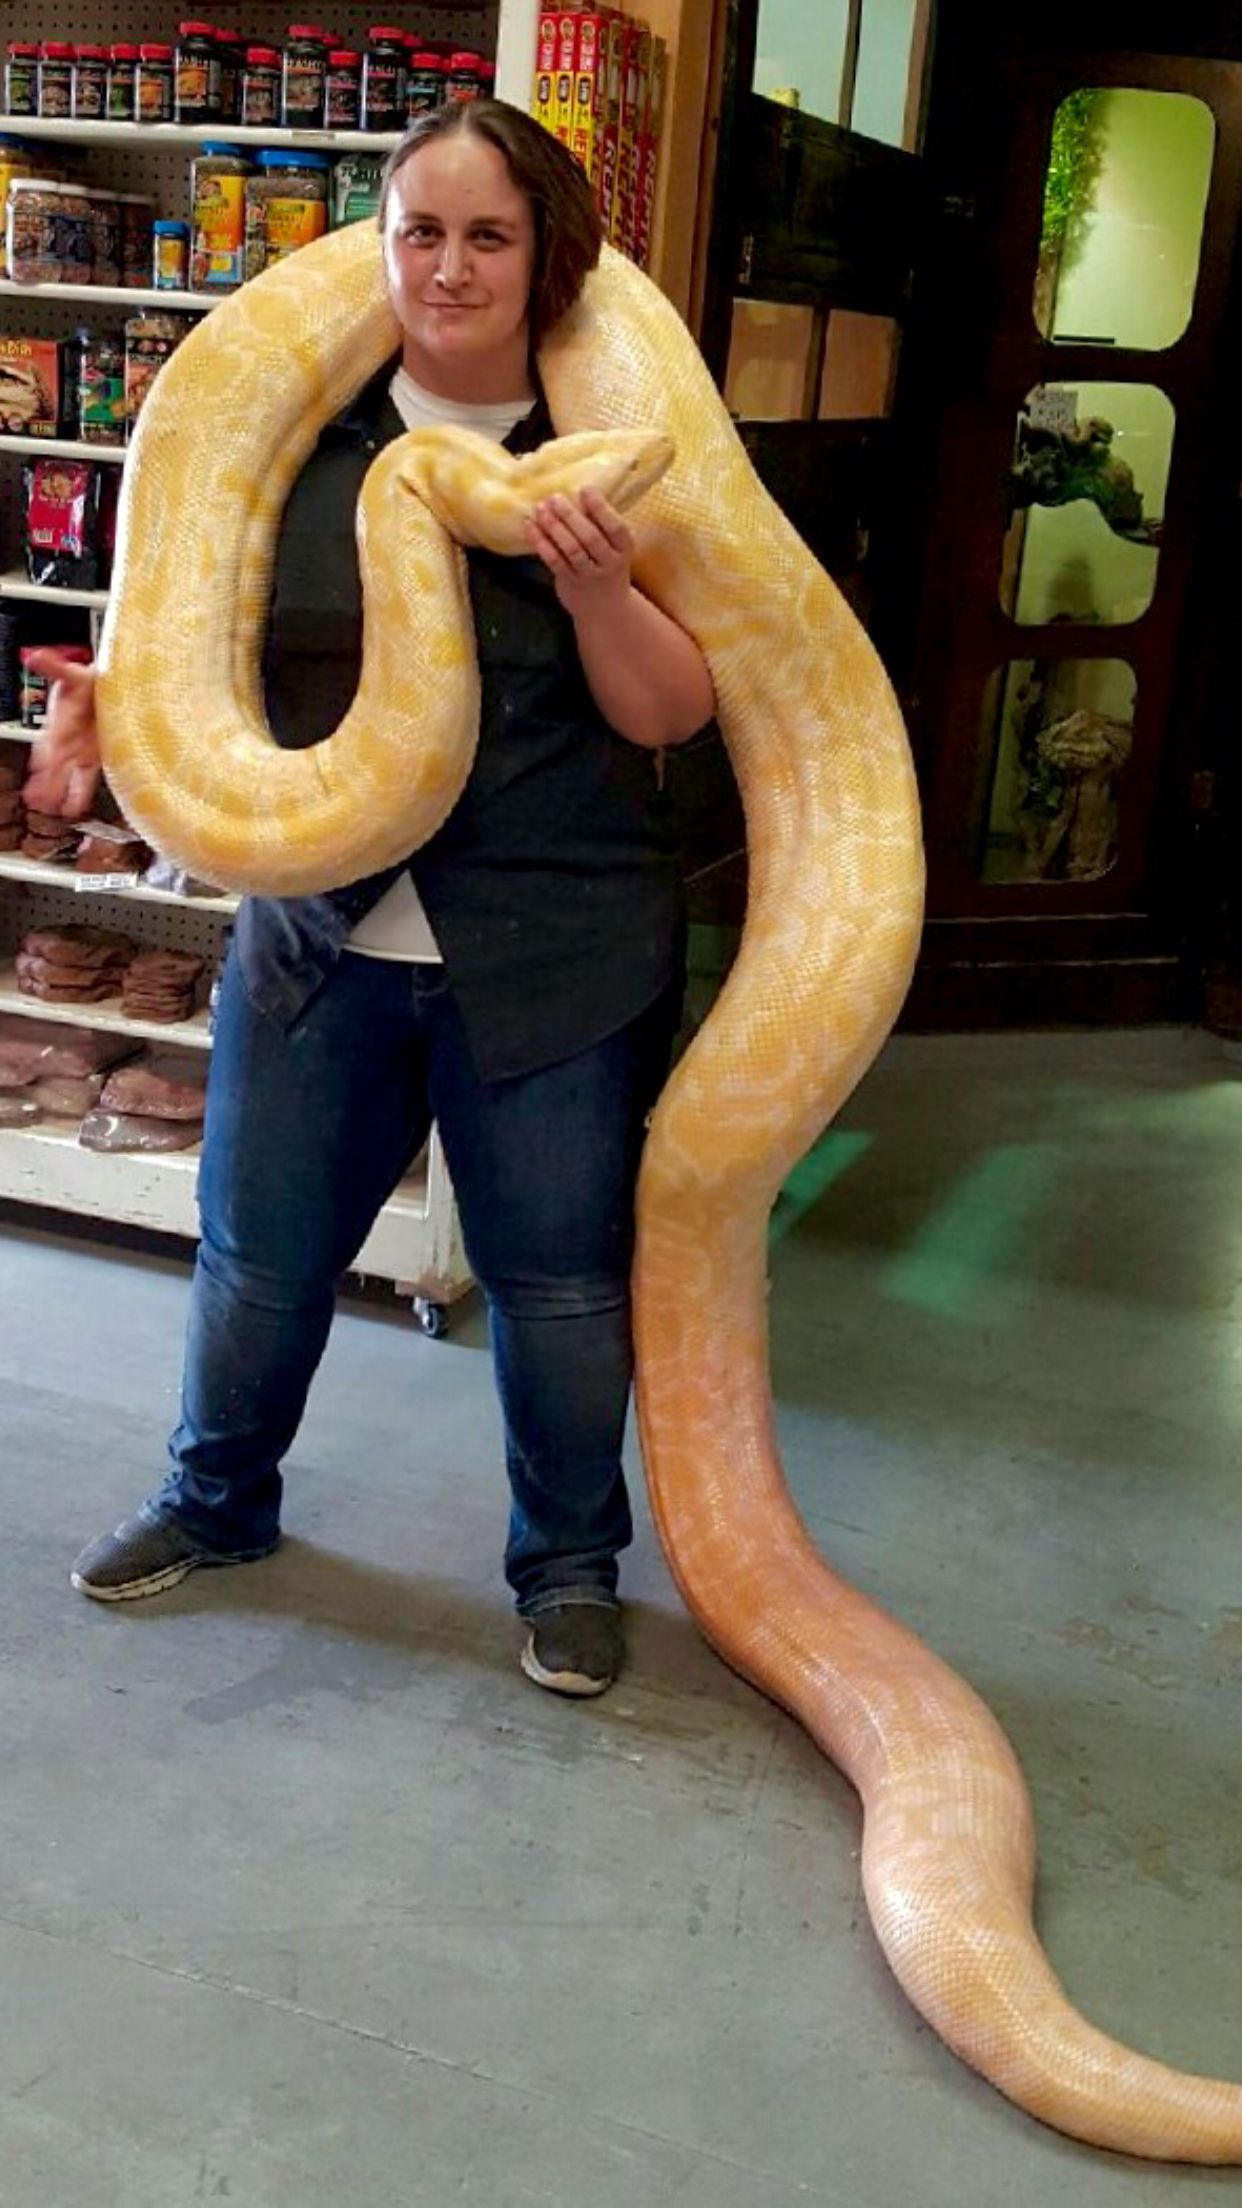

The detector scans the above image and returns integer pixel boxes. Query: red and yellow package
[612,21,651,252]
[597,16,627,238]
[531,10,559,135]
[569,11,614,185]
[552,10,579,143]
[632,35,666,268]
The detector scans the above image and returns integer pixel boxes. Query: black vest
[234,369,688,1082]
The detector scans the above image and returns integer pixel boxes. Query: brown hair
[379,99,602,349]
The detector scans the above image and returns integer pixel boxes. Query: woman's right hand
[21,649,101,819]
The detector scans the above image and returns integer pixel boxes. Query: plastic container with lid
[175,21,220,122]
[324,48,362,129]
[362,27,407,131]
[153,218,190,289]
[282,25,329,125]
[136,43,175,123]
[214,28,243,123]
[244,149,329,280]
[7,178,92,285]
[5,43,39,117]
[445,51,487,104]
[241,44,281,126]
[107,45,140,121]
[124,309,192,434]
[0,135,49,224]
[117,193,155,287]
[88,187,122,286]
[72,44,110,119]
[37,42,75,119]
[405,51,445,115]
[191,144,253,291]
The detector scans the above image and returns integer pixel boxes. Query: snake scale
[96,221,1242,2163]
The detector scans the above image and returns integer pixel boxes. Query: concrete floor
[2,1026,1241,2206]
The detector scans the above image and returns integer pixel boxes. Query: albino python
[98,222,1242,2163]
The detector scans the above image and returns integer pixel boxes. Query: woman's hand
[22,649,101,818]
[524,487,633,614]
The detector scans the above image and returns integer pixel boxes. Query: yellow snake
[97,223,1242,2163]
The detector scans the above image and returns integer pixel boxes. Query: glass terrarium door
[910,46,1242,963]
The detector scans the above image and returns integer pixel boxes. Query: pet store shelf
[0,574,109,608]
[0,436,126,462]
[0,964,212,1050]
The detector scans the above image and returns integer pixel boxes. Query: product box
[553,10,580,142]
[632,35,666,268]
[612,22,652,252]
[531,10,559,135]
[568,11,616,185]
[597,16,628,240]
[0,336,74,438]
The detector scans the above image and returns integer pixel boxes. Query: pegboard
[0,3,498,67]
[0,875,231,958]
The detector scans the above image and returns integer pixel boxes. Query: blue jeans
[152,948,680,1613]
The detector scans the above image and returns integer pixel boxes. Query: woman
[27,101,715,1697]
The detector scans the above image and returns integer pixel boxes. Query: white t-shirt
[346,368,536,964]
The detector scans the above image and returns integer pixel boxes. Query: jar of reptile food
[136,44,175,124]
[88,187,122,287]
[153,217,190,290]
[324,48,362,129]
[405,52,446,116]
[4,44,39,118]
[361,26,406,130]
[72,44,110,120]
[6,178,92,285]
[124,310,191,435]
[37,43,75,119]
[174,21,220,123]
[444,51,487,104]
[244,150,328,279]
[107,45,140,121]
[190,144,252,290]
[240,45,281,126]
[117,194,155,287]
[281,26,328,126]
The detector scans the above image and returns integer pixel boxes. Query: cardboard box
[597,16,628,240]
[553,10,580,143]
[0,336,74,439]
[531,10,559,135]
[569,11,615,185]
[632,35,667,268]
[612,22,652,252]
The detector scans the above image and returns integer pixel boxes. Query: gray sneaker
[520,1602,623,1698]
[71,1510,225,1603]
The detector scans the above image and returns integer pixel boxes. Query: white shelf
[0,851,239,914]
[0,116,403,154]
[0,278,216,312]
[0,721,33,744]
[0,573,108,608]
[0,964,212,1050]
[0,1118,432,1258]
[0,435,125,462]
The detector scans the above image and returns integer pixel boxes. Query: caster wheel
[413,1297,449,1339]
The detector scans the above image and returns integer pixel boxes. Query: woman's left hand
[524,486,633,615]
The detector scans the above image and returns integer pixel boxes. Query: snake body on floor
[97,223,1242,2163]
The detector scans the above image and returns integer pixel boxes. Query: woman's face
[383,132,537,401]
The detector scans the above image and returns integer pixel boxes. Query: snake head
[391,425,676,556]
[568,428,676,514]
